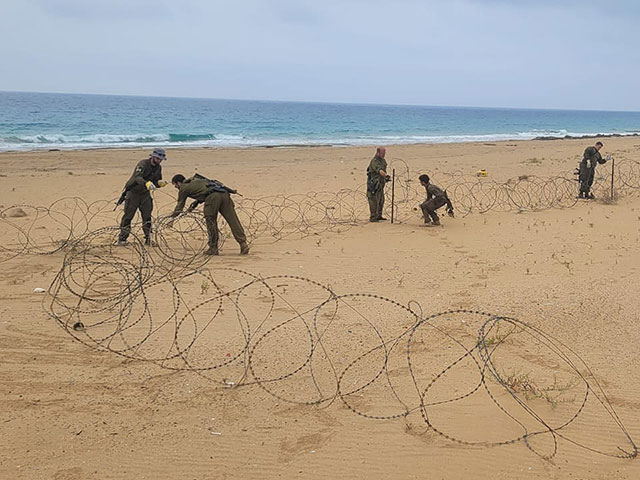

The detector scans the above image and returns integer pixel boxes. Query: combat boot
[240,242,250,255]
[204,247,219,256]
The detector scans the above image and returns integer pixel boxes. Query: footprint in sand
[279,429,336,462]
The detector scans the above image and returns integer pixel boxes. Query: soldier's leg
[432,198,446,224]
[578,167,588,197]
[203,194,222,254]
[424,199,440,225]
[376,187,385,219]
[204,216,220,255]
[219,194,248,246]
[367,191,378,221]
[419,200,431,223]
[118,193,140,242]
[586,170,595,198]
[139,194,153,242]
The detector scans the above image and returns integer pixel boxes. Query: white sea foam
[1,130,639,152]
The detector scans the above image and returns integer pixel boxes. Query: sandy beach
[1,137,640,479]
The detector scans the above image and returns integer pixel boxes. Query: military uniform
[420,183,452,225]
[118,158,163,243]
[366,155,388,221]
[172,176,247,253]
[579,146,607,198]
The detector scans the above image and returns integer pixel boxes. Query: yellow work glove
[145,181,157,191]
[158,180,168,187]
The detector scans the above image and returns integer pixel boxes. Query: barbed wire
[3,158,640,261]
[40,232,637,460]
[0,155,637,459]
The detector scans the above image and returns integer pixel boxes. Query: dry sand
[1,138,640,479]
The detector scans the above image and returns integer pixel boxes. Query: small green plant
[201,279,210,295]
[498,369,577,408]
[478,323,521,350]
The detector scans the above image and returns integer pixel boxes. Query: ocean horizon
[2,90,640,152]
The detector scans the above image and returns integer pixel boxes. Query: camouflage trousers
[420,197,446,223]
[579,167,595,196]
[367,186,385,221]
[119,191,153,241]
[203,192,247,250]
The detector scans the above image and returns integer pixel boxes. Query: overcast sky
[1,0,639,110]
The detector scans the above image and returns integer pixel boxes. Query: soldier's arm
[152,166,163,187]
[374,158,387,177]
[125,161,148,189]
[444,191,454,211]
[171,189,189,217]
[186,200,201,212]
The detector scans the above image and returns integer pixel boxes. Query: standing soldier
[366,146,390,222]
[169,173,249,256]
[418,174,454,226]
[117,148,167,246]
[578,141,609,199]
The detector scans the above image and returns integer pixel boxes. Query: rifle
[114,189,127,211]
[193,173,240,195]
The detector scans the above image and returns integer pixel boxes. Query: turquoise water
[1,91,640,151]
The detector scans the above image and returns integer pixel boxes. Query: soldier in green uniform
[117,148,167,246]
[366,146,389,222]
[578,141,608,199]
[418,174,454,226]
[169,173,249,256]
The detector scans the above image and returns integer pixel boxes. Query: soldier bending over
[169,173,249,256]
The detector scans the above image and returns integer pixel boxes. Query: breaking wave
[1,130,639,152]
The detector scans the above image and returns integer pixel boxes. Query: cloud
[1,0,639,109]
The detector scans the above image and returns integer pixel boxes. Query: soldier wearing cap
[117,148,167,246]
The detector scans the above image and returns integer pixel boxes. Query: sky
[1,0,639,110]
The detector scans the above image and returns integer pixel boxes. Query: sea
[2,91,640,152]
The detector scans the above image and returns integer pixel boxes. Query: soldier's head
[171,174,186,189]
[376,146,386,158]
[595,141,603,151]
[150,148,166,166]
[419,174,430,187]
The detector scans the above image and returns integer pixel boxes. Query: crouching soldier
[418,174,454,226]
[169,173,249,256]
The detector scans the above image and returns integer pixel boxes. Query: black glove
[384,175,391,183]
